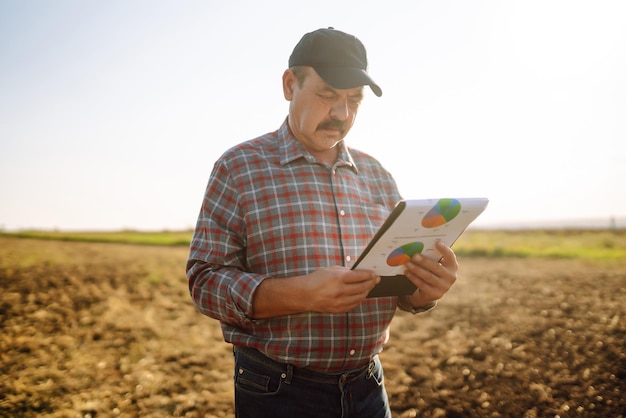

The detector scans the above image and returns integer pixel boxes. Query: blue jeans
[233,346,392,418]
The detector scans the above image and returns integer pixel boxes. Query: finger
[345,269,380,284]
[408,253,443,275]
[403,273,441,301]
[354,274,381,295]
[405,256,454,291]
[435,241,458,271]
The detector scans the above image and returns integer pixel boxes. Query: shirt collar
[277,119,358,173]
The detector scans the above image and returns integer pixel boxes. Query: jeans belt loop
[366,359,375,379]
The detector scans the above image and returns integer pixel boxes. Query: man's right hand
[251,267,380,319]
[303,266,381,313]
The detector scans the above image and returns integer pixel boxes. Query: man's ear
[282,69,295,101]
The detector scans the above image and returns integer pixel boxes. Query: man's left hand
[403,240,459,308]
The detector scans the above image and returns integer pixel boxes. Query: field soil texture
[1,237,624,417]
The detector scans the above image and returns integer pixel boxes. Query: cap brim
[314,67,382,97]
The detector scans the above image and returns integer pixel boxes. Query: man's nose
[329,98,350,121]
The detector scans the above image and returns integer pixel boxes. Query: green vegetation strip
[0,230,193,246]
[2,228,625,261]
[453,229,626,261]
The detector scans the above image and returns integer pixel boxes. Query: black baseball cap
[288,27,382,97]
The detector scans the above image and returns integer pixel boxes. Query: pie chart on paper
[421,198,462,228]
[386,241,424,266]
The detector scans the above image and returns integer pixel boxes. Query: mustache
[317,119,346,132]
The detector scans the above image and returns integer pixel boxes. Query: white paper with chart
[352,197,489,297]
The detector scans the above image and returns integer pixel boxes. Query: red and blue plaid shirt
[187,120,410,373]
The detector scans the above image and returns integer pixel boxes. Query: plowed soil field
[1,237,624,417]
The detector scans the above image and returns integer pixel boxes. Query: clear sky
[1,0,625,231]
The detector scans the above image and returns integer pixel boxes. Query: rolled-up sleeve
[186,160,265,326]
[186,261,265,326]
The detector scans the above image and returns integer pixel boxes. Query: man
[187,27,458,418]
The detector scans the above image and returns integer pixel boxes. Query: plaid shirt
[187,120,407,373]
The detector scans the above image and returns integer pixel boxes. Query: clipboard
[351,198,489,298]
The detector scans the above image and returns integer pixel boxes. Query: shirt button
[346,256,351,262]
[339,210,345,216]
[349,350,356,356]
